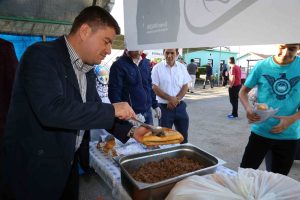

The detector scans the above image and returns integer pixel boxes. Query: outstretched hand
[132,126,150,143]
[167,96,179,110]
[112,102,136,120]
[271,115,295,133]
[246,109,261,123]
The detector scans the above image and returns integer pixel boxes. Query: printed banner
[124,0,300,50]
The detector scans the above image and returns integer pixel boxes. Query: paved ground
[79,85,300,200]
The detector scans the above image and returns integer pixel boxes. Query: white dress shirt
[151,60,191,103]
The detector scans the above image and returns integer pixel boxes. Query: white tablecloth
[89,140,236,200]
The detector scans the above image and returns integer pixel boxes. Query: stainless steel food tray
[115,143,225,200]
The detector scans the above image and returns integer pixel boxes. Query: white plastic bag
[165,175,243,200]
[253,103,278,124]
[248,87,258,106]
[166,168,300,200]
[248,88,278,124]
[128,113,145,126]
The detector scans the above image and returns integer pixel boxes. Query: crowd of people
[0,5,299,200]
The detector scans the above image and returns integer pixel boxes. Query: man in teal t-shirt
[239,43,300,175]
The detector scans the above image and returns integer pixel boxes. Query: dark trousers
[296,141,300,160]
[159,102,189,143]
[203,75,213,88]
[241,132,298,175]
[222,76,228,86]
[60,152,79,200]
[0,137,15,200]
[60,132,90,200]
[228,85,241,117]
[266,140,300,171]
[265,151,272,171]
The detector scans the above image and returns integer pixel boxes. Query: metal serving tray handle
[112,155,122,166]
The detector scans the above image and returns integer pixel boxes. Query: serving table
[89,140,236,200]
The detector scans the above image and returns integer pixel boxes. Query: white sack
[166,168,300,200]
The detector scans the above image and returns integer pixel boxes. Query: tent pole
[218,46,221,86]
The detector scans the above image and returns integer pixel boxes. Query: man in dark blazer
[0,38,18,143]
[0,6,148,200]
[0,38,18,200]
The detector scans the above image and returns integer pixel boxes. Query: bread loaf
[141,128,184,146]
[256,103,268,110]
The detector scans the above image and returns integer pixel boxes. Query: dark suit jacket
[0,38,18,139]
[109,55,158,113]
[2,37,132,200]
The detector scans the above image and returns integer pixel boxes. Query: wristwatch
[127,126,138,138]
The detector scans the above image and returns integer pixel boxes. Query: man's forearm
[239,86,252,112]
[291,111,300,124]
[176,84,188,100]
[152,84,172,101]
[229,75,235,87]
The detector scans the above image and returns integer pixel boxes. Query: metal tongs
[130,118,165,136]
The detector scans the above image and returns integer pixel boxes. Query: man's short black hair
[228,57,235,64]
[70,6,120,35]
[191,59,194,62]
[163,48,179,53]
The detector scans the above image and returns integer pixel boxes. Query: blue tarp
[0,34,57,60]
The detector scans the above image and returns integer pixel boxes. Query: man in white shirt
[151,49,191,143]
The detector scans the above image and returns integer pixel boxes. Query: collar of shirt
[126,51,142,66]
[64,35,88,103]
[132,58,142,65]
[64,36,88,151]
[164,60,178,68]
[64,36,94,73]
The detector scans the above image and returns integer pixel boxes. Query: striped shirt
[64,36,94,151]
